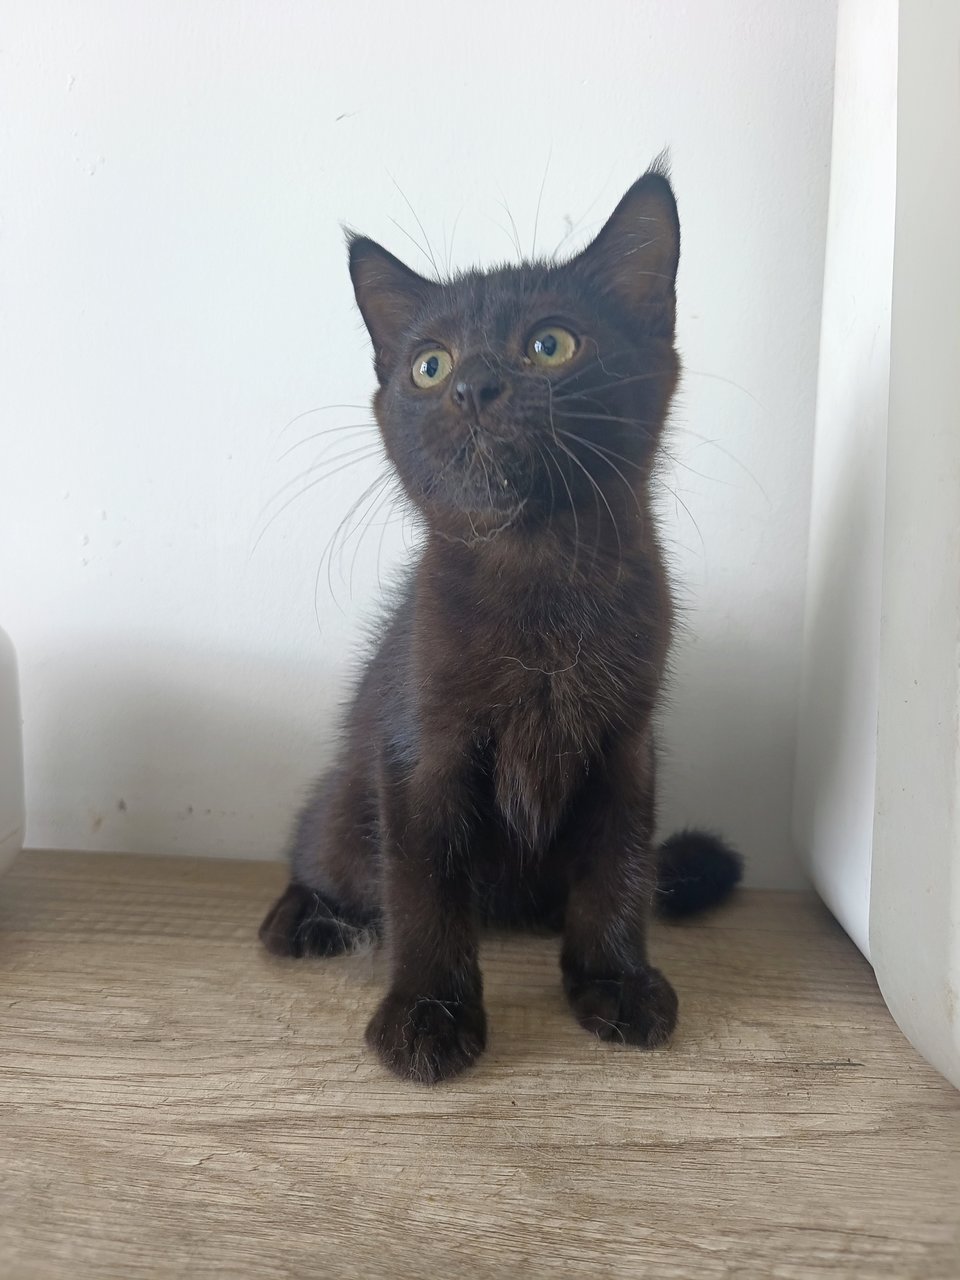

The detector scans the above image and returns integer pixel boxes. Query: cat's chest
[490,627,601,742]
[484,623,630,849]
[423,566,667,849]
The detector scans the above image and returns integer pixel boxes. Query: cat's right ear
[347,235,436,384]
[571,163,680,336]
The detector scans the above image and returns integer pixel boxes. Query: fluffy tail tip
[656,829,743,918]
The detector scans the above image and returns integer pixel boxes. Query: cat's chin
[434,504,527,547]
[424,488,530,545]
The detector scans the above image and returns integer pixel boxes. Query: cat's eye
[411,347,454,389]
[526,325,578,368]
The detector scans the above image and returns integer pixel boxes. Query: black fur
[260,163,744,1083]
[656,831,743,918]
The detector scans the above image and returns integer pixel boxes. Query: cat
[260,159,742,1084]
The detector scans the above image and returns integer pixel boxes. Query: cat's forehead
[419,261,584,344]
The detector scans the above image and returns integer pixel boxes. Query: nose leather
[451,356,503,417]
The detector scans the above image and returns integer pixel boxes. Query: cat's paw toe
[565,966,678,1048]
[365,990,487,1084]
[259,884,376,958]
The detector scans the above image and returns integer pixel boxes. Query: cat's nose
[452,360,503,416]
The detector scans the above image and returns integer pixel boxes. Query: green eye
[412,347,453,388]
[527,325,578,367]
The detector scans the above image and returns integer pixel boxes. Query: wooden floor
[1,853,958,1279]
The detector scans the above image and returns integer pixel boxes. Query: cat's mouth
[437,430,531,509]
[419,436,532,539]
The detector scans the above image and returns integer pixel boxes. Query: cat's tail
[655,830,743,918]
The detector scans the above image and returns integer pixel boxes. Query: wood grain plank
[1,851,958,1279]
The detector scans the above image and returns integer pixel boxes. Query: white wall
[0,1,837,884]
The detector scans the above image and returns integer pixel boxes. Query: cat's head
[348,163,681,544]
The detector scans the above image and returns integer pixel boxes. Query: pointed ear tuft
[347,234,436,382]
[573,164,680,334]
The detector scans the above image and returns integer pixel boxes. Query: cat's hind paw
[259,883,378,958]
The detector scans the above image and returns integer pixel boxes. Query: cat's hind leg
[259,762,383,958]
[259,882,379,957]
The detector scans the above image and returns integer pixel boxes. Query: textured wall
[0,1,837,883]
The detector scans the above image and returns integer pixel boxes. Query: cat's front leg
[365,750,486,1084]
[561,733,678,1048]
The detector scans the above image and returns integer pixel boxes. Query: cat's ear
[573,164,680,334]
[347,235,436,382]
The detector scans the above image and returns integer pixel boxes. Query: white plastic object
[796,0,960,1092]
[793,0,897,960]
[0,625,25,874]
[869,0,960,1093]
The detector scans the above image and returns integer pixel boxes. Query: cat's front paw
[365,989,487,1084]
[564,965,678,1048]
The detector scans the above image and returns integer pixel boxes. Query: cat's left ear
[573,165,680,335]
[348,235,437,383]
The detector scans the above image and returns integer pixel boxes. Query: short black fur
[260,162,743,1083]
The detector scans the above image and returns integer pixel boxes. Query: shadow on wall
[25,630,803,888]
[658,622,805,891]
[25,643,345,861]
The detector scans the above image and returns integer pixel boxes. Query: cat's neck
[422,505,657,602]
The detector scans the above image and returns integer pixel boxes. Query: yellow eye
[526,325,578,367]
[412,347,454,389]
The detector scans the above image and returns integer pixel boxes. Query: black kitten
[260,160,742,1083]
